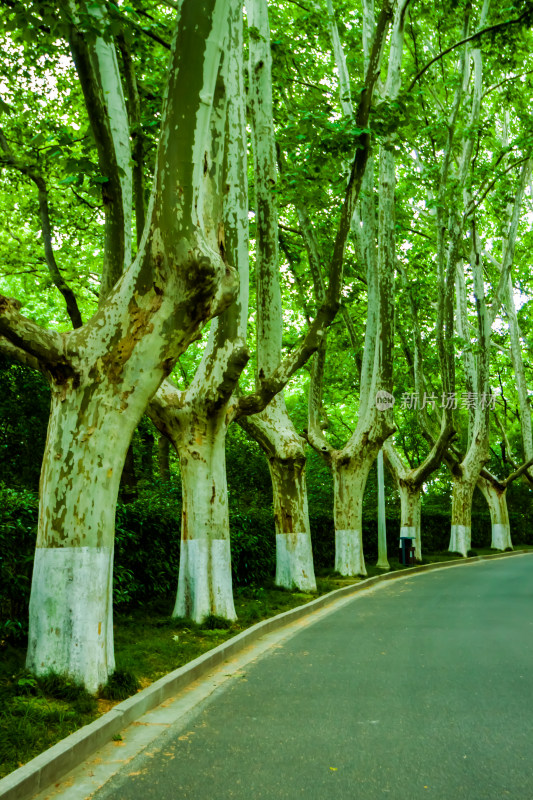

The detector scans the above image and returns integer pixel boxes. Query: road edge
[1,548,531,800]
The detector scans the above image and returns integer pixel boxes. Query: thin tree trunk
[140,425,154,480]
[120,444,137,500]
[376,449,389,569]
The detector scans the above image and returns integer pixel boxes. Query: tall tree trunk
[332,451,375,577]
[148,2,249,624]
[240,398,316,592]
[173,409,236,621]
[306,1,402,579]
[477,476,512,551]
[245,0,317,592]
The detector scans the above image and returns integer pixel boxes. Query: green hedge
[2,482,532,645]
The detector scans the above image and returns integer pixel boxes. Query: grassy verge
[0,578,351,778]
[2,546,532,779]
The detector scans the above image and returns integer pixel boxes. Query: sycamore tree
[0,0,243,692]
[305,0,408,577]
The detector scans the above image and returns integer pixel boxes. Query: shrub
[114,484,182,606]
[0,484,38,644]
[230,508,276,586]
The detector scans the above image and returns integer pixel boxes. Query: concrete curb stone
[1,548,531,800]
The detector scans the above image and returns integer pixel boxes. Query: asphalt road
[94,556,533,800]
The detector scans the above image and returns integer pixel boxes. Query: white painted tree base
[174,538,237,623]
[335,529,367,576]
[275,532,317,591]
[26,546,114,694]
[491,523,512,551]
[449,524,470,557]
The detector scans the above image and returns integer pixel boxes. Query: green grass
[0,657,98,778]
[0,580,353,779]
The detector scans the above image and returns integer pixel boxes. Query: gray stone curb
[1,548,531,800]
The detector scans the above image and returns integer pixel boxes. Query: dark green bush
[0,357,50,490]
[230,508,276,586]
[0,484,38,644]
[114,484,182,607]
[309,512,334,571]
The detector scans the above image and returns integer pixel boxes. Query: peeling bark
[332,452,376,577]
[173,408,236,621]
[449,470,476,557]
[477,476,512,551]
[306,1,403,577]
[240,396,317,592]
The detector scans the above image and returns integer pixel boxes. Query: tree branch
[502,457,533,488]
[0,335,45,373]
[0,129,83,329]
[408,10,532,91]
[0,295,71,375]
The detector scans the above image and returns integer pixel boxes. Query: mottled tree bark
[477,476,512,551]
[240,399,316,592]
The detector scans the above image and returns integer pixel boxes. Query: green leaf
[58,175,78,186]
[0,97,13,115]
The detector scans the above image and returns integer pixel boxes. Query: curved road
[95,556,533,800]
